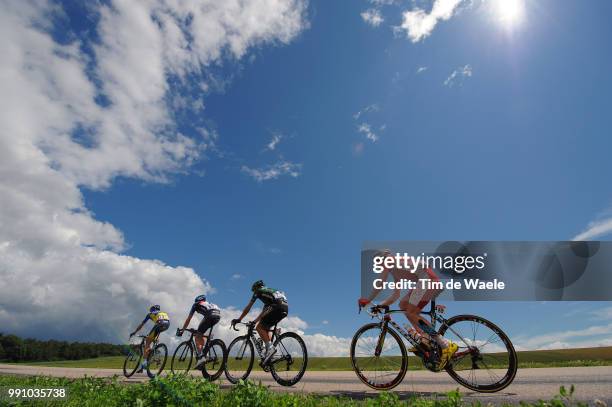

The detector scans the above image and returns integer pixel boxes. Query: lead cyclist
[358,249,458,370]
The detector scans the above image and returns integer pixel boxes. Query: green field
[13,346,612,370]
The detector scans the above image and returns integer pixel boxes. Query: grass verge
[0,375,595,406]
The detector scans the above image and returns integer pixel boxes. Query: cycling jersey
[191,300,220,318]
[143,311,169,324]
[251,286,288,306]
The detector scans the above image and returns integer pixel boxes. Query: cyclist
[129,305,170,372]
[232,280,288,363]
[358,250,458,370]
[176,294,221,369]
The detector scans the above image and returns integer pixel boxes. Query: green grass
[0,374,592,406]
[12,346,612,371]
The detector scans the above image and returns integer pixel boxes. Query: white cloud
[241,160,302,182]
[416,66,428,74]
[0,0,307,342]
[265,133,283,151]
[353,103,379,120]
[398,0,464,43]
[444,64,472,87]
[361,9,384,27]
[230,274,244,280]
[357,123,380,142]
[514,323,612,350]
[573,217,612,241]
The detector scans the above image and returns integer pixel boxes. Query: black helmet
[194,294,206,303]
[149,304,160,313]
[251,280,264,292]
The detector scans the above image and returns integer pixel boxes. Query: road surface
[1,364,611,404]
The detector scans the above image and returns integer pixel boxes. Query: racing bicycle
[225,321,308,386]
[170,327,227,380]
[351,300,517,392]
[123,334,168,379]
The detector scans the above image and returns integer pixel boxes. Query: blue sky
[83,0,612,344]
[2,0,612,352]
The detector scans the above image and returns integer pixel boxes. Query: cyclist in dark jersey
[232,280,288,362]
[177,294,221,369]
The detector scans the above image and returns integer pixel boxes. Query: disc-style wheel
[123,347,142,378]
[225,336,254,384]
[201,339,227,381]
[147,343,168,378]
[439,315,517,392]
[270,332,308,386]
[350,323,408,390]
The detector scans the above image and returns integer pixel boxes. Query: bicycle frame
[366,300,477,362]
[235,322,281,359]
[182,326,215,354]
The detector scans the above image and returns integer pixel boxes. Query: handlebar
[231,321,255,331]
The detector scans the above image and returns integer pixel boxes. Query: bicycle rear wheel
[202,339,227,381]
[439,315,517,392]
[147,343,168,378]
[225,336,254,384]
[270,332,308,386]
[350,323,408,390]
[123,346,141,378]
[171,341,194,374]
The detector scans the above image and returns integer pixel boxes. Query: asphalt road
[1,364,611,404]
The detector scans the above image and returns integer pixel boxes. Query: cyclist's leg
[256,306,274,343]
[144,326,158,358]
[258,304,287,359]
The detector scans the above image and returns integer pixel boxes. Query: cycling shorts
[197,313,220,334]
[260,303,288,329]
[147,319,170,340]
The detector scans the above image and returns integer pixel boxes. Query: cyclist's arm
[182,307,195,330]
[130,317,147,335]
[237,298,256,321]
[366,266,391,303]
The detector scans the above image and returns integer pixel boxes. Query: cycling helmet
[149,304,160,313]
[194,294,206,303]
[251,280,265,292]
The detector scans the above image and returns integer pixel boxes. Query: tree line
[0,333,124,362]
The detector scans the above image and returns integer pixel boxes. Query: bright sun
[492,0,525,28]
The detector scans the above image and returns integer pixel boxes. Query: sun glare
[492,0,525,28]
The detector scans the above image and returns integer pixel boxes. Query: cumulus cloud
[573,217,612,241]
[361,9,384,27]
[398,0,464,42]
[241,161,302,182]
[444,64,473,87]
[0,0,307,342]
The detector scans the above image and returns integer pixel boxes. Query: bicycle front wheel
[439,314,517,392]
[350,323,408,390]
[171,341,194,374]
[147,343,168,378]
[123,346,141,378]
[225,336,254,384]
[270,332,308,386]
[202,339,227,381]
